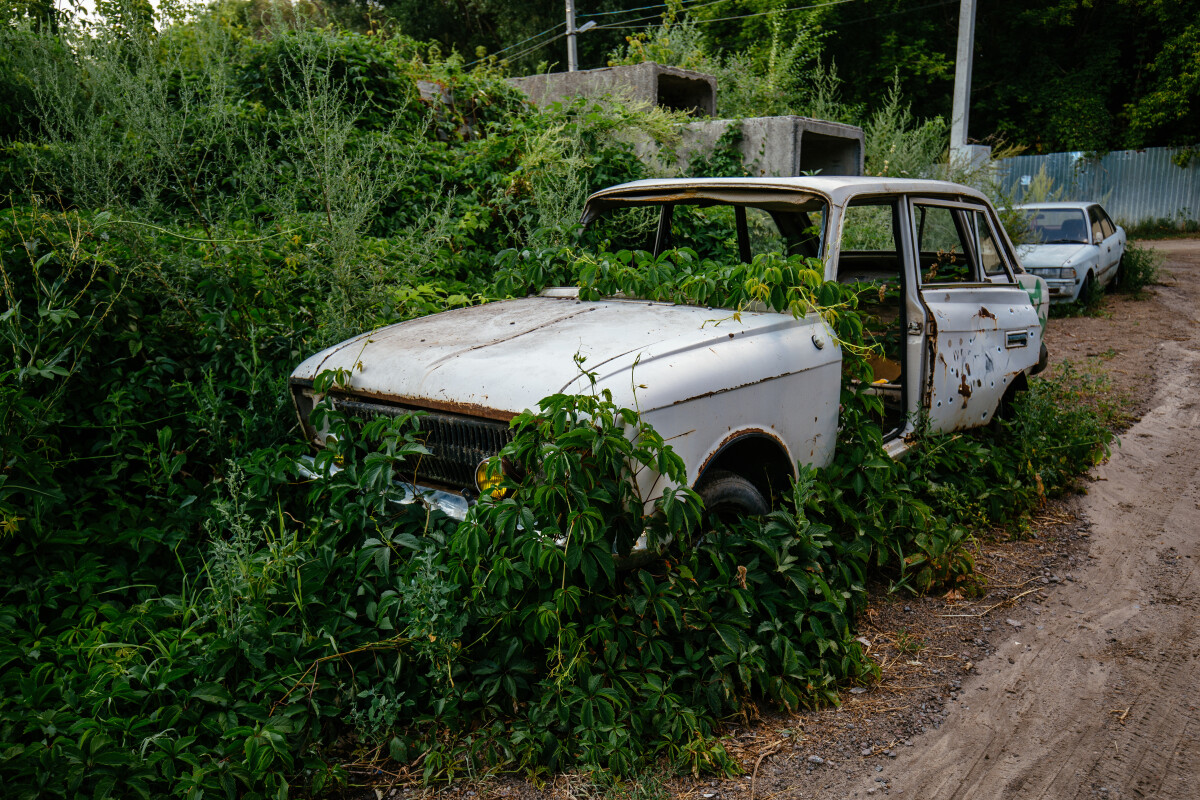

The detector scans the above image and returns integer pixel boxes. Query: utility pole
[950,0,977,165]
[566,0,579,72]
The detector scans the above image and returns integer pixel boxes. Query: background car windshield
[1022,208,1090,244]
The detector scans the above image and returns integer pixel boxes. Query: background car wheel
[1078,272,1097,306]
[695,470,768,526]
[1108,256,1124,292]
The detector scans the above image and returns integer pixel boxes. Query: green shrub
[1115,241,1162,295]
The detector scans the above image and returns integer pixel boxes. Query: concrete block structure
[508,63,717,117]
[508,62,864,177]
[674,116,864,177]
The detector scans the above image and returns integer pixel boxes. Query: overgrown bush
[1115,241,1162,295]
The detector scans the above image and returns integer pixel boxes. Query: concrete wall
[507,63,864,177]
[646,116,864,177]
[508,63,717,117]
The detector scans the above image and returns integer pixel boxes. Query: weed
[1115,241,1162,295]
[863,74,949,179]
[894,629,925,656]
[1050,275,1108,318]
[1124,215,1200,239]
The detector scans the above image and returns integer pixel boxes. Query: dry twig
[749,740,787,800]
[938,588,1038,618]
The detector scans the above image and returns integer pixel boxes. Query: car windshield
[582,196,828,262]
[1021,208,1089,245]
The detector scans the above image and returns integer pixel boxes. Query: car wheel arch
[693,431,795,508]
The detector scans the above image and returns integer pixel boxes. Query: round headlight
[475,458,508,499]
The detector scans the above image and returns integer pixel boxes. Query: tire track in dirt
[836,242,1200,800]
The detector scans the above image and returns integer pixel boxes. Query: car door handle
[1005,331,1028,348]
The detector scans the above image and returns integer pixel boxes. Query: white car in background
[1014,202,1126,302]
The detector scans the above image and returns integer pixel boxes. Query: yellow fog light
[475,458,508,499]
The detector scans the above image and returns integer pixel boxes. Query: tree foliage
[315,0,1200,152]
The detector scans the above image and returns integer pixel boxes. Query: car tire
[1078,272,1096,305]
[1108,256,1123,293]
[695,470,769,525]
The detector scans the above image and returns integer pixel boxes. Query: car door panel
[908,198,1043,432]
[920,286,1042,430]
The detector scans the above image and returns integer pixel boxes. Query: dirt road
[830,239,1200,799]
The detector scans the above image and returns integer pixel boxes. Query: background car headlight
[1033,267,1076,280]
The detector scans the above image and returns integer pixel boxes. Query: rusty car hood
[292,294,834,420]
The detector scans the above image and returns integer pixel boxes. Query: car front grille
[331,396,513,489]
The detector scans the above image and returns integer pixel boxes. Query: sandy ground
[362,239,1200,800]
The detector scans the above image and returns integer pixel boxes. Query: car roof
[584,176,993,212]
[1014,201,1095,211]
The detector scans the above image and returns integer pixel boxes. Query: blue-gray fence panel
[996,147,1199,226]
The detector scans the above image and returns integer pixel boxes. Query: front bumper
[1042,278,1080,302]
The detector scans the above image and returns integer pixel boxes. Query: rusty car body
[290,177,1048,533]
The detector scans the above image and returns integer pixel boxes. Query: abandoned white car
[1014,201,1126,302]
[291,177,1048,529]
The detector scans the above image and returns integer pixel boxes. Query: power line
[593,0,962,36]
[477,2,730,70]
[463,22,566,68]
[592,11,677,31]
[836,0,956,25]
[578,0,737,34]
[468,0,948,71]
[577,0,733,21]
[493,32,570,67]
[577,1,671,19]
[593,0,859,33]
[489,21,566,58]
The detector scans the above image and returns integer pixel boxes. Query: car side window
[835,200,905,402]
[971,210,1011,280]
[1088,207,1106,244]
[1098,208,1116,239]
[913,203,976,284]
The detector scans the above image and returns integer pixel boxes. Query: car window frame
[907,197,1016,286]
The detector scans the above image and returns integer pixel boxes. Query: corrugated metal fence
[995,147,1199,227]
